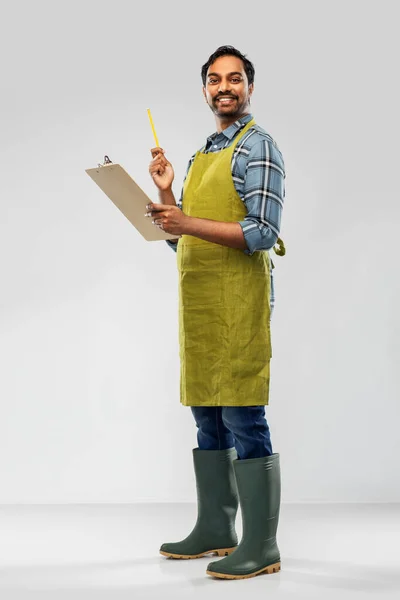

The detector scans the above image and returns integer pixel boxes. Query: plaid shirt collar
[205,113,254,147]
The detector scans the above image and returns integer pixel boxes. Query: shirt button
[214,144,218,148]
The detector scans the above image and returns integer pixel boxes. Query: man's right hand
[149,147,175,191]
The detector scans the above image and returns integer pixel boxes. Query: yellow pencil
[147,108,159,147]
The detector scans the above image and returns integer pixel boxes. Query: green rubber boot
[160,447,239,559]
[206,453,281,579]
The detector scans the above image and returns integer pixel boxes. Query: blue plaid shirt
[166,113,286,316]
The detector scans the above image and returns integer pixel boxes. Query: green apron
[177,118,283,407]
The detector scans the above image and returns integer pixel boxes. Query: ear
[248,82,254,98]
[202,86,207,102]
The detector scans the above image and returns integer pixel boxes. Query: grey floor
[0,503,399,599]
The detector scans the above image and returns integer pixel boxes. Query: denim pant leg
[190,407,235,451]
[221,406,273,460]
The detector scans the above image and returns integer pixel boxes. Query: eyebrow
[207,71,244,78]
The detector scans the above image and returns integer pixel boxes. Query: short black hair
[201,45,255,86]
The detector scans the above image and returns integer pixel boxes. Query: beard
[209,96,248,119]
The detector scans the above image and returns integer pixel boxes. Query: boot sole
[160,547,237,560]
[206,560,281,580]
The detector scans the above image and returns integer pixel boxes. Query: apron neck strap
[230,117,256,151]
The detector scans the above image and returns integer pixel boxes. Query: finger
[149,166,165,177]
[151,155,167,168]
[146,203,167,213]
[150,147,165,158]
[149,171,164,180]
[149,165,166,177]
[150,155,164,165]
[151,153,164,165]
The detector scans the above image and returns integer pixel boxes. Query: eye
[231,78,242,83]
[208,79,218,84]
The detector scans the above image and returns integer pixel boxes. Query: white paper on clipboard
[85,158,179,241]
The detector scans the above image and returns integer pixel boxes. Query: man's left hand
[145,203,190,236]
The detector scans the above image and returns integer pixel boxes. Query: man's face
[203,55,254,119]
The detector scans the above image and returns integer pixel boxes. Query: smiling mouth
[216,97,237,104]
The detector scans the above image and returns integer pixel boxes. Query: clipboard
[85,156,178,241]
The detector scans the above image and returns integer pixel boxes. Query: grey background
[0,0,398,504]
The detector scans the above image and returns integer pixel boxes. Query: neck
[215,110,251,133]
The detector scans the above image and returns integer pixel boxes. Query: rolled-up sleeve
[238,139,285,255]
[165,239,179,252]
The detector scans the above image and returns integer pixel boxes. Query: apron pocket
[178,243,224,308]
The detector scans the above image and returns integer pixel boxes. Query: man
[146,45,285,581]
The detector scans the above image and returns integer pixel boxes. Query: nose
[217,80,232,94]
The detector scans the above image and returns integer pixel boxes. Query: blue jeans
[190,406,272,460]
